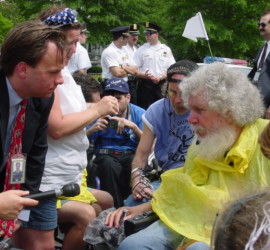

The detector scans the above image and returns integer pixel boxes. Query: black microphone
[24,183,80,200]
[168,112,173,116]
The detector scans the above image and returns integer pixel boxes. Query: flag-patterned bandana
[43,8,78,26]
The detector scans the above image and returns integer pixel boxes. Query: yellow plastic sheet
[152,119,270,245]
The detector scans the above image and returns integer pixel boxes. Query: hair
[180,62,265,126]
[38,5,81,31]
[212,191,270,250]
[72,72,102,102]
[262,8,270,16]
[259,122,270,159]
[112,33,125,41]
[0,20,66,76]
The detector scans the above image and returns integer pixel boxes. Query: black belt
[98,149,134,155]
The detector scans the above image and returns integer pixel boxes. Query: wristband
[131,167,142,175]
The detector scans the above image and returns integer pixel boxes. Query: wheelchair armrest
[124,211,159,236]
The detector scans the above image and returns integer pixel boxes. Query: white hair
[180,62,265,126]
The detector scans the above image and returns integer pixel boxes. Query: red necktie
[0,99,28,238]
[258,43,268,70]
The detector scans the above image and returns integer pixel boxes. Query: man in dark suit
[0,20,66,242]
[248,9,270,118]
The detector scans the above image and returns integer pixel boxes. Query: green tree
[155,0,270,63]
[0,1,24,44]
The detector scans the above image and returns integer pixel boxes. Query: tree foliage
[2,0,270,63]
[0,1,24,44]
[156,0,270,63]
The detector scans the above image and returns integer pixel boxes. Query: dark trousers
[137,78,163,110]
[94,152,134,208]
[128,78,138,105]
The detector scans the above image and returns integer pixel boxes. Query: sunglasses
[144,32,156,36]
[258,21,270,28]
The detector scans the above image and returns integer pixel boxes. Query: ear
[16,62,29,79]
[126,93,131,103]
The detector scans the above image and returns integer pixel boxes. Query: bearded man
[105,62,270,250]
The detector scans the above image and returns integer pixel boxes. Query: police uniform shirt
[101,42,130,81]
[134,42,175,77]
[122,43,137,64]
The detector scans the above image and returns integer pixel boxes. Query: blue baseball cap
[104,77,129,93]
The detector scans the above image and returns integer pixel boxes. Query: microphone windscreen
[62,183,80,197]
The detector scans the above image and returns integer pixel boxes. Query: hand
[95,96,119,117]
[91,117,109,133]
[110,117,135,134]
[144,69,153,79]
[105,206,142,228]
[0,190,38,220]
[132,180,153,200]
[265,107,270,119]
[150,76,160,84]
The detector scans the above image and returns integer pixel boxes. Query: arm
[109,66,128,77]
[131,125,156,200]
[122,65,138,75]
[105,202,152,228]
[0,190,38,220]
[86,117,109,137]
[135,69,152,79]
[110,116,143,140]
[48,90,119,139]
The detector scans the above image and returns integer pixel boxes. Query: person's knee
[76,205,96,226]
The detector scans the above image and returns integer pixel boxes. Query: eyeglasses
[167,89,181,99]
[258,21,270,28]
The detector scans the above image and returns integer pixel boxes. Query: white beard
[193,124,238,161]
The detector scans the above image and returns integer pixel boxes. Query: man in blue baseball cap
[87,77,145,207]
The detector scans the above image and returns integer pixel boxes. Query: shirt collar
[6,77,22,108]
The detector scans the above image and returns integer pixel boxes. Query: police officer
[101,26,137,88]
[123,24,140,104]
[134,22,175,109]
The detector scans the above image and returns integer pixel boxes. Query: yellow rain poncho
[57,168,97,208]
[151,119,270,245]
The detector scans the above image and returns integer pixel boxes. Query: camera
[105,118,118,129]
[124,211,159,236]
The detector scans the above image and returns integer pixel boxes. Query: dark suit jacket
[248,44,270,107]
[0,71,54,192]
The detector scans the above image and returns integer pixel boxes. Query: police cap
[129,24,140,35]
[144,22,162,33]
[110,26,130,37]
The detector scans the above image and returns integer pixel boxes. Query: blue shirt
[4,78,22,165]
[143,98,194,171]
[89,103,145,153]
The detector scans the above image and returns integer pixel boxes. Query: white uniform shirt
[39,67,89,191]
[134,42,175,77]
[67,42,92,74]
[123,43,137,64]
[101,42,130,81]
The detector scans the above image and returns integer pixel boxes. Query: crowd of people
[2,4,270,250]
